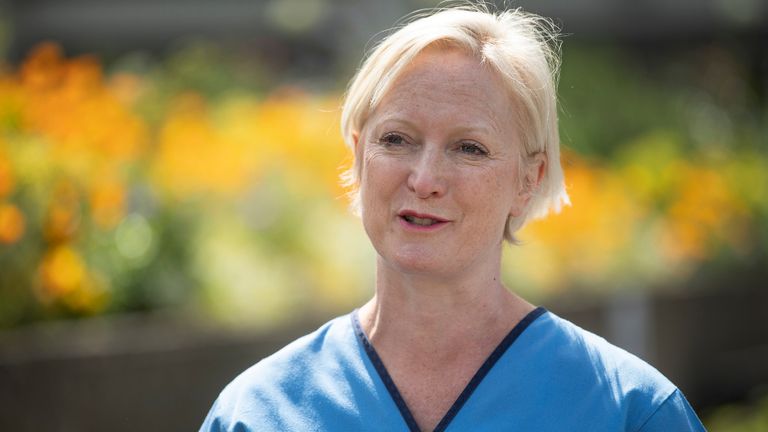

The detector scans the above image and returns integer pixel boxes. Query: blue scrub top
[200,307,706,431]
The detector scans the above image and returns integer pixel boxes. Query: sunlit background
[0,0,766,430]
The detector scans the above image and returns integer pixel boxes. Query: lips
[398,210,449,228]
[403,215,438,226]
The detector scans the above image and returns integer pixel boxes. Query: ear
[510,152,546,217]
[352,131,360,152]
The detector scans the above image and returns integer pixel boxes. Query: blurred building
[4,0,767,79]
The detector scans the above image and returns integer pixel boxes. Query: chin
[380,247,458,278]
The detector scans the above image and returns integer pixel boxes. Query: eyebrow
[372,115,500,139]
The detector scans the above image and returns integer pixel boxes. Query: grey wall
[5,0,767,61]
[1,271,766,431]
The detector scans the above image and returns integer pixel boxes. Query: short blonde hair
[340,3,570,242]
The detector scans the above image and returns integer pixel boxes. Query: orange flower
[18,42,147,182]
[44,180,81,243]
[0,203,25,244]
[89,178,126,229]
[661,165,748,262]
[0,145,14,198]
[19,42,65,91]
[109,73,145,105]
[522,157,642,280]
[63,54,102,94]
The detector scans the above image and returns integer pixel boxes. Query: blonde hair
[340,3,570,242]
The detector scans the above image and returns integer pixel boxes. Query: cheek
[462,168,518,220]
[359,157,378,197]
[362,150,403,186]
[359,152,398,212]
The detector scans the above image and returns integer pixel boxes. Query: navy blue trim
[352,310,421,432]
[433,306,547,431]
[352,306,547,432]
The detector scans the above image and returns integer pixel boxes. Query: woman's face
[356,48,530,279]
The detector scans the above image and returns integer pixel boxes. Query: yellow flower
[0,76,24,130]
[38,245,86,298]
[61,270,110,315]
[152,93,268,198]
[36,245,110,313]
[252,91,349,199]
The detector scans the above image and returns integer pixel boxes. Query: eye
[458,142,488,156]
[378,132,407,147]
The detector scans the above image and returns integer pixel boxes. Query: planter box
[1,279,766,431]
[0,312,326,432]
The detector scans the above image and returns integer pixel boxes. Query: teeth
[404,215,437,226]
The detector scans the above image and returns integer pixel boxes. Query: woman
[201,5,706,431]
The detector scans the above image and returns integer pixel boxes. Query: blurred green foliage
[706,393,768,432]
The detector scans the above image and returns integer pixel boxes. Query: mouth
[398,211,449,228]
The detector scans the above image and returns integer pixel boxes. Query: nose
[407,146,447,199]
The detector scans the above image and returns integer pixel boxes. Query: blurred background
[0,0,766,430]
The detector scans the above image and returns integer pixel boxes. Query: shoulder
[636,388,706,431]
[541,312,675,382]
[536,310,675,391]
[524,309,701,430]
[200,314,355,432]
[232,313,352,385]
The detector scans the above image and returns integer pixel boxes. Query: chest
[385,353,488,431]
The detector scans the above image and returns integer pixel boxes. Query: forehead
[369,48,516,138]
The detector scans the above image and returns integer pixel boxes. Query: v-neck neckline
[351,306,547,432]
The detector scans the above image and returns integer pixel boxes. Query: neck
[358,256,534,353]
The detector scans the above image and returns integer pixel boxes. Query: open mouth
[402,214,441,226]
[398,211,448,228]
